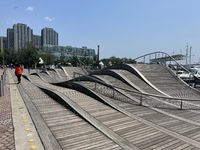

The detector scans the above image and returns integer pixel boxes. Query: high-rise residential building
[0,36,7,53]
[33,35,41,49]
[41,27,58,46]
[7,28,14,51]
[13,23,33,52]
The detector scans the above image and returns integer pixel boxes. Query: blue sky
[1,0,200,63]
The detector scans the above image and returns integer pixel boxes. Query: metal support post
[180,100,183,110]
[189,74,191,86]
[0,80,4,96]
[140,94,142,105]
[149,55,151,64]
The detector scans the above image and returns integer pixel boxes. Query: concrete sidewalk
[0,69,44,150]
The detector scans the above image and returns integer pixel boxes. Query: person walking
[11,63,13,69]
[15,64,22,84]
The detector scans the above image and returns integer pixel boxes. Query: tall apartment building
[13,23,33,52]
[0,37,7,53]
[41,27,58,46]
[7,28,14,51]
[33,35,41,49]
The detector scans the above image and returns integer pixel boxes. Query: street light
[3,48,4,68]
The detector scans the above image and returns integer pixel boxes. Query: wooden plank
[153,139,181,150]
[20,74,121,150]
[162,141,186,150]
[15,79,62,150]
[28,74,139,150]
[144,138,176,150]
[139,135,172,149]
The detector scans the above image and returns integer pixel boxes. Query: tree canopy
[40,53,56,65]
[0,45,137,68]
[0,42,40,66]
[101,56,136,66]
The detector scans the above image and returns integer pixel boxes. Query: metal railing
[134,51,190,73]
[0,69,6,96]
[73,72,200,110]
[133,51,195,85]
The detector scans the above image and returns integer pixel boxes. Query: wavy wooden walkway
[28,74,200,149]
[18,73,121,150]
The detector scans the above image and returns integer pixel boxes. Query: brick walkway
[0,69,15,150]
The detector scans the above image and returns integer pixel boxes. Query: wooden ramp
[27,74,200,149]
[17,74,122,150]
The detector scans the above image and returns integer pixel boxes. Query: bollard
[0,80,4,96]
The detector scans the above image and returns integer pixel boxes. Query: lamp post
[3,48,4,68]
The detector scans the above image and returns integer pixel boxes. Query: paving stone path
[0,69,14,150]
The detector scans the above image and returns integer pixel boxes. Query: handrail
[133,51,190,73]
[73,72,200,109]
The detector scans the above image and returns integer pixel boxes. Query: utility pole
[3,48,4,67]
[186,44,188,64]
[189,46,192,64]
[97,45,99,61]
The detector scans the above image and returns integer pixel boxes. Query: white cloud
[26,7,33,11]
[44,17,55,21]
[6,22,9,25]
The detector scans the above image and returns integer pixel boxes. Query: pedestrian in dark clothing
[11,64,13,69]
[15,64,22,84]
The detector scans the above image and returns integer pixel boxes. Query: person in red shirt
[15,64,22,84]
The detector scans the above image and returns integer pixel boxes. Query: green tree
[40,53,55,65]
[101,56,136,67]
[3,48,12,65]
[101,58,111,66]
[21,43,40,66]
[69,54,78,67]
[93,55,100,67]
[127,58,136,64]
[60,52,65,65]
[80,57,93,66]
